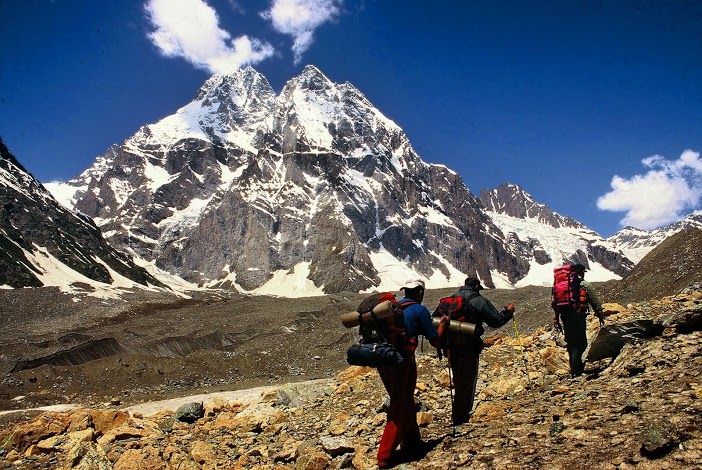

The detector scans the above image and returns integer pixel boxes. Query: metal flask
[340,300,395,328]
[432,318,477,338]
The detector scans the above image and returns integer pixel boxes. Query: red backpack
[551,265,588,312]
[433,293,479,322]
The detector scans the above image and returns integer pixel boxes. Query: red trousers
[448,346,480,425]
[376,353,421,464]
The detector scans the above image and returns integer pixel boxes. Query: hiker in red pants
[376,279,448,468]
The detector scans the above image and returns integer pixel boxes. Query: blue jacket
[399,297,439,342]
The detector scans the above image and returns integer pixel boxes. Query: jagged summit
[479,182,585,229]
[45,66,528,293]
[608,212,702,263]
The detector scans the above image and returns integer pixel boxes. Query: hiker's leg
[462,349,479,420]
[377,361,419,462]
[399,355,420,447]
[562,312,586,376]
[571,314,588,376]
[450,347,478,425]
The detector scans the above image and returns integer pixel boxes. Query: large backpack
[433,292,479,322]
[433,292,483,350]
[346,292,415,368]
[551,265,588,313]
[356,292,415,348]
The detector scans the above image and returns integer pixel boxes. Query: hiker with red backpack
[551,263,604,378]
[375,279,449,468]
[434,277,515,426]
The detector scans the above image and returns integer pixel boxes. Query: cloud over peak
[261,0,344,64]
[144,0,344,73]
[597,149,702,230]
[145,0,275,74]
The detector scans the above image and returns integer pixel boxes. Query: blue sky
[1,0,700,237]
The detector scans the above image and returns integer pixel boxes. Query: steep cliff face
[49,66,530,292]
[0,138,161,289]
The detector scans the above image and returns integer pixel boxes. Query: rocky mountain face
[0,138,161,289]
[49,65,530,293]
[608,213,702,264]
[479,183,635,279]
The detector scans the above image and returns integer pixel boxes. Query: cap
[401,279,425,290]
[572,263,587,273]
[464,277,484,290]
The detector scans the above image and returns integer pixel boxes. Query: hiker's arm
[428,316,449,348]
[581,281,603,313]
[414,305,447,348]
[474,297,513,328]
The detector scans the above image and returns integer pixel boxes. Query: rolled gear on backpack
[346,341,404,367]
[431,318,478,338]
[343,292,411,368]
[340,300,396,328]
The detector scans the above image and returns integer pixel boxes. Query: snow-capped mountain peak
[608,212,702,263]
[479,183,633,285]
[43,66,638,295]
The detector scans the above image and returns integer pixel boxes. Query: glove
[505,303,515,313]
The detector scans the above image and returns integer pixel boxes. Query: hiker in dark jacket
[376,279,448,468]
[553,263,604,377]
[444,277,515,425]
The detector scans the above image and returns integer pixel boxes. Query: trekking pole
[446,354,456,437]
[443,327,456,437]
[512,316,532,389]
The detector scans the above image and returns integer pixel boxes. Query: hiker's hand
[596,309,605,326]
[505,303,515,313]
[553,318,562,332]
[440,315,450,324]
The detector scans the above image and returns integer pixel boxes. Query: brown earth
[0,284,553,420]
[1,288,701,469]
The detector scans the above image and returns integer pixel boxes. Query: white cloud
[597,149,702,230]
[145,0,275,74]
[261,0,343,64]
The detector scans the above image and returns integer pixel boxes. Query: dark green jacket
[457,285,514,329]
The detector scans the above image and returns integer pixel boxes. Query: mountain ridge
[44,66,530,294]
[11,65,695,295]
[0,138,163,291]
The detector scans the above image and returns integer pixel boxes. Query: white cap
[401,279,425,290]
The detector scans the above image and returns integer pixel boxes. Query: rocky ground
[0,286,700,469]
